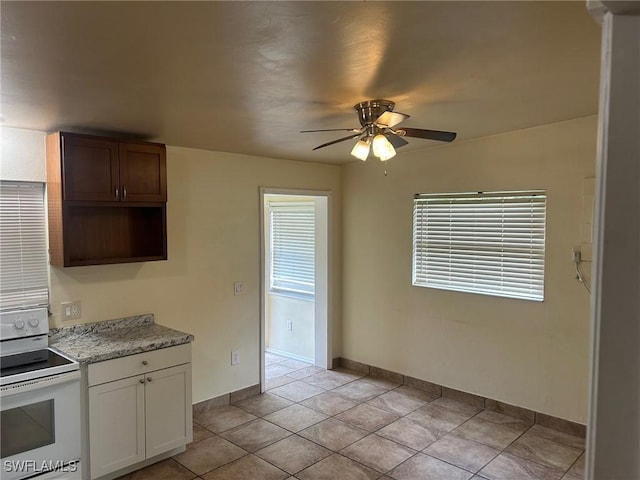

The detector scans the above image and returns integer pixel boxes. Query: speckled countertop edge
[49,313,155,341]
[49,313,194,364]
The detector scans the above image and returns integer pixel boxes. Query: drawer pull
[139,379,144,384]
[146,377,152,383]
[142,360,148,366]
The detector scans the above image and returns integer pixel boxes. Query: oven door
[1,371,81,480]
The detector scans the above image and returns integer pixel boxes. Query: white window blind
[412,190,546,301]
[0,181,49,311]
[269,202,315,295]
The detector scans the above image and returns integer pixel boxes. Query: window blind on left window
[0,181,49,311]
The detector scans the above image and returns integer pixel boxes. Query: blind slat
[412,190,546,301]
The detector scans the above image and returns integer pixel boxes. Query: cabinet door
[89,376,145,479]
[62,134,119,201]
[144,364,192,458]
[119,142,167,202]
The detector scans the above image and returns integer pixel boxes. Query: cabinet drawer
[88,343,191,386]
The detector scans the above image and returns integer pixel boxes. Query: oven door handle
[0,370,80,397]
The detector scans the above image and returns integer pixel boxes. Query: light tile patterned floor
[118,353,585,480]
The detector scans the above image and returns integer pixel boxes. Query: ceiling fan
[301,99,457,161]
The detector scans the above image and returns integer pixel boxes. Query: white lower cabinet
[87,344,192,479]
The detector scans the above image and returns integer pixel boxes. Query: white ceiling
[1,1,601,164]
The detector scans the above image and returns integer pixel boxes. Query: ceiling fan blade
[312,133,361,151]
[400,128,457,142]
[300,128,360,133]
[385,133,409,149]
[375,111,410,128]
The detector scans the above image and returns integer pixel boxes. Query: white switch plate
[286,320,293,331]
[233,281,244,296]
[231,350,240,366]
[61,301,81,321]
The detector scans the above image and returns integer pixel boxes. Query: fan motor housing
[354,99,395,127]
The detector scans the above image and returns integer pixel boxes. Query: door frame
[259,187,333,392]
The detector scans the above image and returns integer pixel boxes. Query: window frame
[412,190,547,302]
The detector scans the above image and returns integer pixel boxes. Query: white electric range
[0,307,81,480]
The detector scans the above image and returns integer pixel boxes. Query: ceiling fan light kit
[302,99,457,162]
[351,138,371,161]
[372,134,396,161]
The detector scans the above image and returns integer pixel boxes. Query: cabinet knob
[123,186,127,200]
[142,360,148,366]
[146,377,152,383]
[115,186,119,199]
[139,379,144,384]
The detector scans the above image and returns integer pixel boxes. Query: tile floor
[118,353,585,480]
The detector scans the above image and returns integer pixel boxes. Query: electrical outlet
[231,350,240,366]
[61,301,81,321]
[286,320,293,331]
[233,281,245,296]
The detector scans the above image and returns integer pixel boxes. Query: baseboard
[266,347,313,364]
[193,357,586,440]
[337,356,586,438]
[94,446,184,480]
[193,383,260,417]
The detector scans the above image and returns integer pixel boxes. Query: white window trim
[412,190,546,302]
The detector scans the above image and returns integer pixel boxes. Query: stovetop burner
[1,349,73,376]
[0,348,79,386]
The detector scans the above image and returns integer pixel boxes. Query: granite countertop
[49,313,194,364]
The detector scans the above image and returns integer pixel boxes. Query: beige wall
[1,127,46,182]
[1,130,342,403]
[342,116,596,423]
[266,293,314,361]
[2,119,595,419]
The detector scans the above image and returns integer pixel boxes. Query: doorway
[259,188,331,392]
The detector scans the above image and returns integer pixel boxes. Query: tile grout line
[186,358,583,480]
[270,372,486,477]
[284,371,556,478]
[267,376,467,478]
[264,371,420,477]
[563,451,585,478]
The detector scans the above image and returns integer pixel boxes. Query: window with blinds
[269,202,315,295]
[412,190,546,301]
[0,181,49,311]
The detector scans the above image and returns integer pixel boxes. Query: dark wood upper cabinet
[47,132,168,267]
[60,132,166,203]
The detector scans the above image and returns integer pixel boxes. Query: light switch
[234,281,245,296]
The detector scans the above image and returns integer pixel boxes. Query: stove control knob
[28,317,40,327]
[14,319,25,329]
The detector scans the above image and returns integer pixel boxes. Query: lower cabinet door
[89,376,145,479]
[144,364,192,458]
